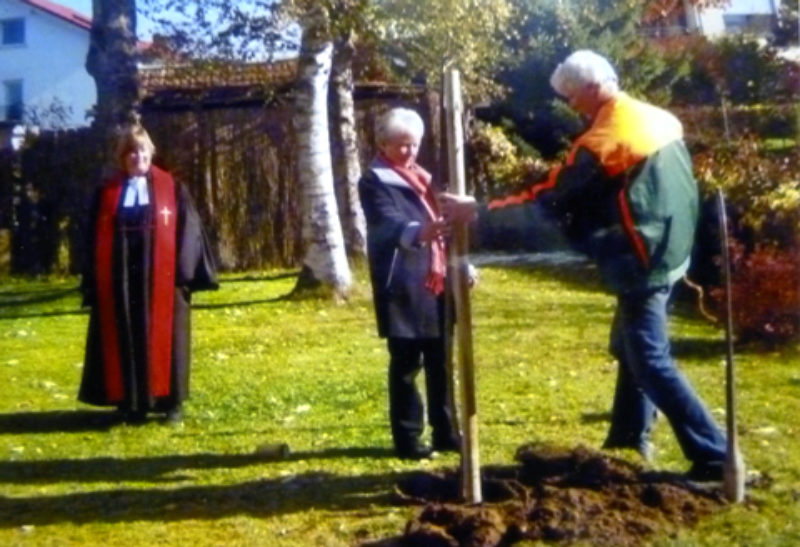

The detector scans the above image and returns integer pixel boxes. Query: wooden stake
[718,189,745,503]
[443,67,482,504]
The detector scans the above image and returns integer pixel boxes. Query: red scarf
[383,156,447,295]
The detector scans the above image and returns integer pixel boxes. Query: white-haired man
[443,50,727,480]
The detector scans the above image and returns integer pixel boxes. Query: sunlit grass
[1,262,798,546]
[762,137,797,152]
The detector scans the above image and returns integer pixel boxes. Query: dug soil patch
[378,444,732,546]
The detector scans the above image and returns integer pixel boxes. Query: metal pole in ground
[717,189,745,503]
[443,67,482,504]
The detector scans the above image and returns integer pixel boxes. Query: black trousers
[387,336,457,449]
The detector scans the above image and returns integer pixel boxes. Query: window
[4,80,23,121]
[1,18,25,46]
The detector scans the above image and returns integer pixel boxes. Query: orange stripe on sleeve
[487,164,564,210]
[617,187,650,268]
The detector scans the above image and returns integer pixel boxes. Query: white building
[0,0,94,128]
[685,0,783,38]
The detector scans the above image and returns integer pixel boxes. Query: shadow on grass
[0,446,396,486]
[0,467,409,527]
[0,410,119,434]
[191,271,301,309]
[580,411,611,425]
[172,422,386,439]
[193,295,291,310]
[0,308,88,319]
[0,294,294,318]
[672,335,783,358]
[0,286,79,307]
[671,337,726,359]
[221,271,300,283]
[0,286,85,319]
[0,273,298,318]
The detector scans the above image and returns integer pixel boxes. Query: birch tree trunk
[86,0,140,166]
[292,6,352,295]
[330,32,366,259]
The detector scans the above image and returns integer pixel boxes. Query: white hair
[549,50,619,99]
[375,107,424,145]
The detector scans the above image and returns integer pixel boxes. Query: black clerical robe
[79,166,218,412]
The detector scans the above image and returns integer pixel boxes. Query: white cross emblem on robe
[160,206,173,226]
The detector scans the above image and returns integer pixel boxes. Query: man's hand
[439,192,478,224]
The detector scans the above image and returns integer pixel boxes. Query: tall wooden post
[443,68,482,504]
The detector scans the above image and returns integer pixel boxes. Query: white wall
[724,0,780,15]
[685,0,782,39]
[0,0,95,128]
[701,9,727,38]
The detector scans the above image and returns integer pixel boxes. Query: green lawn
[1,262,799,546]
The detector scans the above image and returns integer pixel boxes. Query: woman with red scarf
[359,107,459,459]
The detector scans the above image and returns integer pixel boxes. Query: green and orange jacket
[482,92,698,293]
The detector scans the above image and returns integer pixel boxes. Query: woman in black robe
[79,123,218,423]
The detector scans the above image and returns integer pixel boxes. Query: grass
[1,261,799,546]
[761,137,797,152]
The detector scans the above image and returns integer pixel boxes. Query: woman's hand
[467,264,479,289]
[418,219,450,244]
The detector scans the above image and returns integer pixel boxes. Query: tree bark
[86,0,140,167]
[330,32,367,259]
[292,6,352,296]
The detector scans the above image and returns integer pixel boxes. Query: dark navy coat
[359,160,444,339]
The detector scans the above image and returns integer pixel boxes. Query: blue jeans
[605,285,726,464]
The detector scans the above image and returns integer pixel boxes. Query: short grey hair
[549,50,619,99]
[375,107,425,145]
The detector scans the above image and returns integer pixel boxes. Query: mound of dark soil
[375,444,734,546]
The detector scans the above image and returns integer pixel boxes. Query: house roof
[140,59,298,93]
[139,59,299,109]
[20,0,91,31]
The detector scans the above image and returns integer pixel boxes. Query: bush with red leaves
[714,242,800,344]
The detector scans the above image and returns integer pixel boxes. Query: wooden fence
[4,92,789,276]
[0,84,436,275]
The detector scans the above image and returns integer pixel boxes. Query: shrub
[712,242,800,344]
[674,103,799,145]
[693,135,800,249]
[672,35,797,105]
[467,120,549,201]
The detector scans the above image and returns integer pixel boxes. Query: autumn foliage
[712,243,800,343]
[690,136,800,343]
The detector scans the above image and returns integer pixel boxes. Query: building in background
[685,0,783,38]
[0,0,94,129]
[646,0,784,39]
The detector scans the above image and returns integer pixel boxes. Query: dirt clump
[384,443,729,546]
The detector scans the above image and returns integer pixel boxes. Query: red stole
[94,166,177,402]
